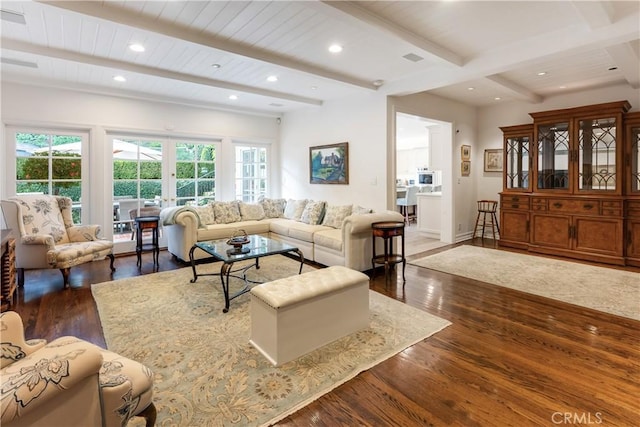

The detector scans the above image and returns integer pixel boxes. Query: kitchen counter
[416,193,441,238]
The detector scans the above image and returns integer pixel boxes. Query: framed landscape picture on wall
[309,142,349,184]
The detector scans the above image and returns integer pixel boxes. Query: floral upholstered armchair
[0,195,115,289]
[0,311,156,427]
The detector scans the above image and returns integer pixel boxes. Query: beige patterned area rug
[410,245,639,320]
[92,256,451,426]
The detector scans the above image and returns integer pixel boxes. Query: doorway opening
[394,111,454,252]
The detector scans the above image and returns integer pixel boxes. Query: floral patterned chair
[0,195,115,289]
[0,311,156,427]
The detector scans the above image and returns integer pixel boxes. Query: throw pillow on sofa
[239,202,265,221]
[352,205,373,215]
[283,199,307,221]
[193,204,215,226]
[322,204,352,228]
[259,197,286,218]
[300,200,326,225]
[213,201,241,224]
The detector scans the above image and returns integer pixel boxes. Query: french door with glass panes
[109,135,218,254]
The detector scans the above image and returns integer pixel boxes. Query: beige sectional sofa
[160,198,404,272]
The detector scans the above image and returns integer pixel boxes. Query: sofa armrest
[0,312,47,369]
[162,208,200,261]
[21,234,56,250]
[67,225,102,242]
[0,337,103,424]
[343,210,405,234]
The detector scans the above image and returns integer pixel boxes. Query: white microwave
[417,170,441,186]
[418,171,435,185]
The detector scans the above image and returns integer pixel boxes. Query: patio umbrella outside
[34,140,162,160]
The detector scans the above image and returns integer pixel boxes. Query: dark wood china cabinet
[624,111,640,267]
[499,101,637,266]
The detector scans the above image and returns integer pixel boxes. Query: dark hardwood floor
[8,240,640,426]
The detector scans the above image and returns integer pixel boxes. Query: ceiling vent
[269,103,284,107]
[402,53,424,63]
[1,9,26,25]
[1,57,38,68]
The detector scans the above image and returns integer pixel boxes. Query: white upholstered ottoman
[249,265,370,366]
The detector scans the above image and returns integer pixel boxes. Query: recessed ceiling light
[467,87,475,91]
[113,75,126,82]
[211,64,221,69]
[267,75,278,82]
[494,97,502,101]
[129,43,145,52]
[559,85,567,89]
[328,44,343,53]
[373,79,384,87]
[537,71,547,76]
[229,95,238,100]
[310,86,318,90]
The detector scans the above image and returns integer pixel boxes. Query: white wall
[476,83,640,204]
[280,92,388,211]
[1,82,281,228]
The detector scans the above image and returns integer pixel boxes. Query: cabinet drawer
[501,195,529,210]
[547,199,599,214]
[602,209,622,217]
[627,201,640,218]
[602,201,622,209]
[531,198,547,211]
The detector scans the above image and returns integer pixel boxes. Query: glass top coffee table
[189,235,304,313]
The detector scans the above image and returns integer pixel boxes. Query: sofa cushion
[322,204,353,229]
[313,228,343,252]
[283,199,307,221]
[300,200,325,225]
[260,198,286,218]
[352,205,373,215]
[193,204,215,225]
[213,201,241,224]
[268,218,296,237]
[287,221,332,243]
[199,221,271,241]
[239,202,265,221]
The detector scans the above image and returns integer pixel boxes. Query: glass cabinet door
[629,121,640,194]
[505,135,530,191]
[536,121,569,190]
[577,117,617,192]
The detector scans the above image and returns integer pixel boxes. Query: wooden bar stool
[472,200,500,240]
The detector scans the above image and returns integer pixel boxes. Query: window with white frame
[234,145,267,202]
[14,130,87,223]
[175,142,217,206]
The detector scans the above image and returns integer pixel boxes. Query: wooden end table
[371,221,406,284]
[134,216,160,269]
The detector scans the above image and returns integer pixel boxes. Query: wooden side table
[371,221,406,284]
[134,216,160,269]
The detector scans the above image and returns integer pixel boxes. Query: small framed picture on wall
[484,149,503,172]
[461,161,470,176]
[461,145,471,161]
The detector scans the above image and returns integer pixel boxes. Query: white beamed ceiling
[1,1,638,114]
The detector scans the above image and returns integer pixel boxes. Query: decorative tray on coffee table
[226,230,250,254]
